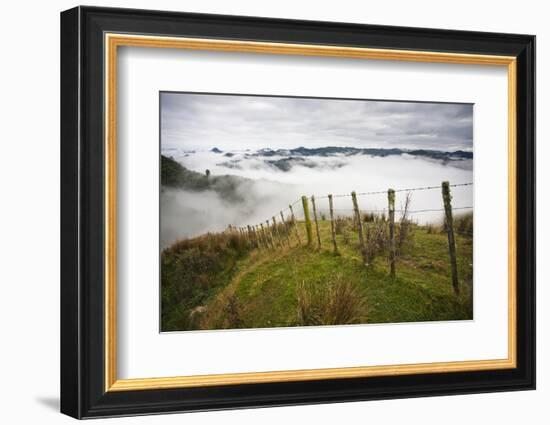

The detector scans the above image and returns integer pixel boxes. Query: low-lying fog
[160,150,473,249]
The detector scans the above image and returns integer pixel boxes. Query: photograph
[57,4,536,420]
[160,92,474,332]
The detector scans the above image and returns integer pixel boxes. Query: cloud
[161,92,473,152]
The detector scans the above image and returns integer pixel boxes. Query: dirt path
[197,245,297,328]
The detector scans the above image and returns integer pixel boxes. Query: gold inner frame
[104,33,517,392]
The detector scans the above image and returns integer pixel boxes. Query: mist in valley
[161,150,473,249]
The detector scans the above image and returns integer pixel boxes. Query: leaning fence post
[328,194,339,254]
[301,196,313,246]
[351,191,368,265]
[388,189,396,278]
[280,211,291,247]
[442,181,459,295]
[289,204,302,245]
[311,195,322,249]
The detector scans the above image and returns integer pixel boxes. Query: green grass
[161,218,473,331]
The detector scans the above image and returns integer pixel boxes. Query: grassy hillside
[161,215,473,331]
[161,154,253,202]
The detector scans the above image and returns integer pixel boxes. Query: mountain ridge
[250,146,473,160]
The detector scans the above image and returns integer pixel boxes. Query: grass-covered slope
[161,216,473,332]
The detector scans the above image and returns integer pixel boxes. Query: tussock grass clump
[454,212,473,236]
[295,273,367,326]
[424,211,473,237]
[425,222,440,234]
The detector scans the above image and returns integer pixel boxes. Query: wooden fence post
[302,195,313,246]
[266,219,276,249]
[328,194,339,254]
[442,181,459,295]
[311,195,322,249]
[280,211,291,247]
[388,189,396,278]
[272,216,282,248]
[247,225,255,248]
[258,224,266,249]
[351,191,368,265]
[253,225,262,249]
[289,204,302,245]
[260,223,270,249]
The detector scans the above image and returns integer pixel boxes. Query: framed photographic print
[60,6,535,419]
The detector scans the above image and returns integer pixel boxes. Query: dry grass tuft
[296,273,367,326]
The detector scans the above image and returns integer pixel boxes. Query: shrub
[395,192,415,255]
[364,221,388,262]
[334,216,350,235]
[295,274,367,326]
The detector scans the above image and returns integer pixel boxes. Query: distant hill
[252,146,473,160]
[214,146,472,172]
[161,155,252,202]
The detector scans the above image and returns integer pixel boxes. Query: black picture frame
[61,5,535,419]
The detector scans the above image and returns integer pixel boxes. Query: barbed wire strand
[231,183,473,230]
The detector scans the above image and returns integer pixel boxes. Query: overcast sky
[160,92,473,152]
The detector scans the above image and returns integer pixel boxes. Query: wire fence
[227,181,472,295]
[230,182,472,230]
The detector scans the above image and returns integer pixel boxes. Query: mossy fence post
[388,188,396,278]
[289,204,302,245]
[351,191,368,265]
[442,181,459,295]
[280,211,291,247]
[328,194,339,254]
[311,195,322,249]
[301,195,313,246]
